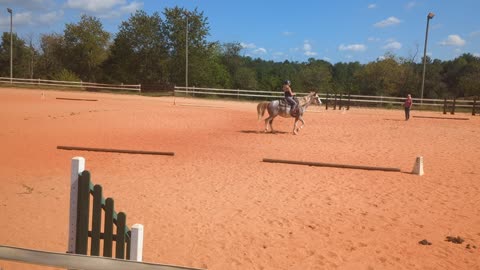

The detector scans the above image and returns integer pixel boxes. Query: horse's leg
[293,117,300,135]
[298,116,305,130]
[264,116,271,132]
[269,117,276,133]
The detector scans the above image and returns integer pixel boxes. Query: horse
[257,91,322,134]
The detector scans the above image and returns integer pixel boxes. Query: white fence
[174,86,478,111]
[0,77,141,92]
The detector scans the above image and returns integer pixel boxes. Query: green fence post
[91,185,103,256]
[76,171,91,255]
[116,212,127,259]
[103,198,114,257]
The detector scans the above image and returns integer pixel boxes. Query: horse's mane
[298,92,317,106]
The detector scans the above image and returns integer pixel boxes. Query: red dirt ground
[1,87,479,270]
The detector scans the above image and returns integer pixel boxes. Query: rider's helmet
[283,80,291,85]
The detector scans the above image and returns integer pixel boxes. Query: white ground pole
[68,157,85,254]
[130,224,144,261]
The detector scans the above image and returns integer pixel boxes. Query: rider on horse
[283,80,298,116]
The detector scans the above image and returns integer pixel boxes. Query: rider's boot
[290,105,298,117]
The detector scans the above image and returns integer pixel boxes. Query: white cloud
[368,4,377,9]
[282,31,294,36]
[303,41,312,51]
[303,40,317,56]
[66,0,129,12]
[473,53,480,57]
[64,0,143,18]
[99,1,143,18]
[439,35,466,46]
[38,10,64,24]
[383,41,402,50]
[253,48,267,54]
[0,11,34,26]
[470,31,480,38]
[0,9,64,27]
[374,17,401,28]
[1,0,55,9]
[339,44,367,52]
[368,37,381,42]
[406,2,416,9]
[240,42,256,49]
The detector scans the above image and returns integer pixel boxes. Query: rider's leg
[286,97,296,112]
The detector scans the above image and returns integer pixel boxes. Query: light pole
[7,8,13,83]
[420,12,434,104]
[185,12,189,95]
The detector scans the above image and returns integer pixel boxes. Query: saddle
[281,97,300,117]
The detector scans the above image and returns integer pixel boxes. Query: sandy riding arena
[1,88,479,270]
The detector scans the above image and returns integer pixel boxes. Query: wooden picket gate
[68,157,143,261]
[0,157,203,270]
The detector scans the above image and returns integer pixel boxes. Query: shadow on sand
[239,130,289,134]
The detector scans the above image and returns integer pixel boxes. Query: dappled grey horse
[257,91,322,134]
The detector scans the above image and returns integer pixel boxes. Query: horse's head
[309,91,322,105]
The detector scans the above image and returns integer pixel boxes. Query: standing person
[404,94,413,120]
[283,80,298,116]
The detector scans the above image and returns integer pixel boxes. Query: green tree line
[1,6,479,98]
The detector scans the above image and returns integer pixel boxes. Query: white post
[130,224,144,261]
[412,156,425,176]
[68,157,85,254]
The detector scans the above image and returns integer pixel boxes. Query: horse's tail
[257,102,269,120]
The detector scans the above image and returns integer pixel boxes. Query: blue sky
[0,0,479,64]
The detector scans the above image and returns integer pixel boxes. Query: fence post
[103,198,114,258]
[472,97,477,116]
[339,93,343,110]
[115,212,127,259]
[451,97,456,115]
[443,98,447,114]
[76,171,91,255]
[333,93,337,110]
[91,185,103,256]
[325,92,329,110]
[68,157,85,254]
[130,224,144,261]
[347,93,351,110]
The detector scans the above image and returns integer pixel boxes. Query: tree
[35,33,65,79]
[163,7,210,86]
[456,56,480,97]
[332,62,361,94]
[355,55,405,96]
[63,15,110,82]
[0,32,33,78]
[105,10,168,84]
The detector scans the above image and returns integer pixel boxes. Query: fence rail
[0,245,204,270]
[174,86,478,114]
[0,77,141,92]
